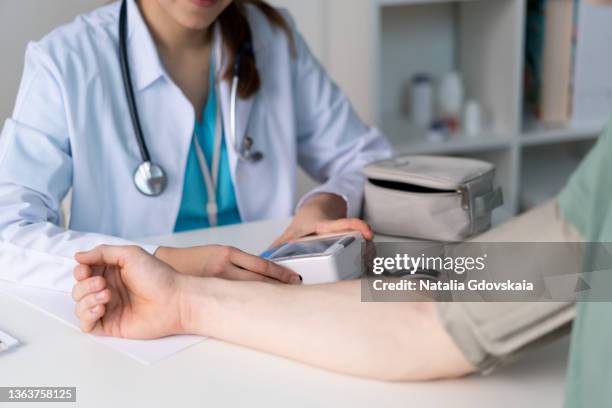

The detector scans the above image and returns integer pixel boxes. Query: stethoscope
[119,0,263,200]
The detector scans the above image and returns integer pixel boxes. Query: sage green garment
[558,119,612,407]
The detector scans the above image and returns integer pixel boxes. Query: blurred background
[1,0,610,223]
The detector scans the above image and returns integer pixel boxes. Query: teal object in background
[558,119,612,407]
[174,64,241,233]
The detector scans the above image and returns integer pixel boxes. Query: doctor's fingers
[229,250,300,284]
[268,230,300,251]
[72,276,108,302]
[74,289,111,319]
[316,218,374,240]
[224,266,281,284]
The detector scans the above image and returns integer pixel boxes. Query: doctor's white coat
[0,0,392,292]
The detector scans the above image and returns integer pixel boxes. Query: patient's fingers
[75,245,144,267]
[73,264,92,282]
[75,289,111,318]
[72,276,107,302]
[316,218,374,240]
[80,304,105,333]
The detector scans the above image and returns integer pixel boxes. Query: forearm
[180,278,474,381]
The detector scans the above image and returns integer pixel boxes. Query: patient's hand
[72,245,186,339]
[155,245,301,284]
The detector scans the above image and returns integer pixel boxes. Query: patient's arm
[182,278,475,381]
[181,200,578,379]
[72,245,474,382]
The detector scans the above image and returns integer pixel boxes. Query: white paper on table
[1,283,206,365]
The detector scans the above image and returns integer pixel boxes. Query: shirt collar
[126,0,166,91]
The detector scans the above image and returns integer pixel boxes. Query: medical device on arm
[263,233,365,285]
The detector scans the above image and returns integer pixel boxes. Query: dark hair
[219,0,295,99]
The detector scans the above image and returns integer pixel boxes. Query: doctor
[0,0,391,291]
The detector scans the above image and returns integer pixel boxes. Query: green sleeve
[559,120,612,407]
[558,120,612,242]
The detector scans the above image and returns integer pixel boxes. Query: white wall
[0,0,104,122]
[269,0,328,65]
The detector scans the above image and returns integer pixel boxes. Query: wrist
[298,193,347,221]
[177,276,218,336]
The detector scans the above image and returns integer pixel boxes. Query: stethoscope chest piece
[133,161,168,197]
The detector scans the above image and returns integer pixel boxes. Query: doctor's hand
[270,193,374,249]
[154,245,301,284]
[72,245,185,339]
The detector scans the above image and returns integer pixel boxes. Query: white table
[0,219,570,408]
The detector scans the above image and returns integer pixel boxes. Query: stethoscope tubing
[119,0,151,164]
[120,0,262,197]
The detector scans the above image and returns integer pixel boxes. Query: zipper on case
[368,178,457,194]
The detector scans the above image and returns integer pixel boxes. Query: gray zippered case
[363,155,503,241]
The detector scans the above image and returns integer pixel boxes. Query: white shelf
[394,134,512,155]
[381,115,512,155]
[521,122,602,147]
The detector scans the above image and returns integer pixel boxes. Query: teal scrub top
[174,63,241,232]
[558,119,612,407]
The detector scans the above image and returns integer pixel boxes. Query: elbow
[350,347,474,383]
[346,349,475,383]
[371,365,473,383]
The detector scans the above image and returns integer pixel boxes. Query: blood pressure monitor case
[363,155,503,242]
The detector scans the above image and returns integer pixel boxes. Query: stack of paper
[0,329,19,353]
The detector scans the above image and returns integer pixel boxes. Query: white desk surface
[0,219,569,408]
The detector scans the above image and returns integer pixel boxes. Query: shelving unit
[521,121,601,147]
[381,114,514,155]
[321,0,605,221]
